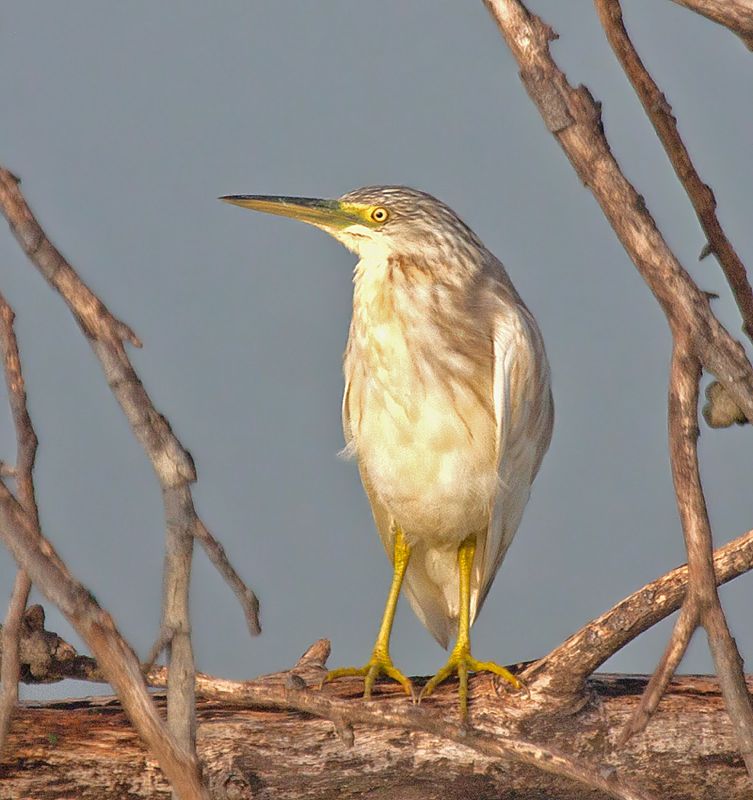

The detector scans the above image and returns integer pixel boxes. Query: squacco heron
[222,186,553,717]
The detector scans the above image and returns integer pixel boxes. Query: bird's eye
[370,206,389,223]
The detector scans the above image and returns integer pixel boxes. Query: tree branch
[482,0,753,777]
[1,618,664,798]
[669,0,753,50]
[162,486,197,765]
[653,343,753,769]
[177,674,658,800]
[482,0,753,427]
[194,519,260,636]
[524,527,753,696]
[0,488,209,799]
[0,165,260,772]
[7,660,752,798]
[617,599,697,744]
[0,293,40,756]
[595,0,753,344]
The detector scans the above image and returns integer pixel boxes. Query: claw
[419,647,522,719]
[324,652,414,698]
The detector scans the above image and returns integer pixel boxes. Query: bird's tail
[402,540,485,650]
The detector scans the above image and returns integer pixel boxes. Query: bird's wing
[470,303,553,623]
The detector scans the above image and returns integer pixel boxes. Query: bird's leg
[419,534,522,719]
[323,527,413,698]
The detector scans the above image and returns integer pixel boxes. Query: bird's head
[220,185,484,267]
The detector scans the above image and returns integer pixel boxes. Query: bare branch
[6,673,753,798]
[3,611,663,797]
[482,0,753,426]
[595,0,753,344]
[0,293,39,755]
[617,601,698,744]
[0,489,209,799]
[0,571,30,756]
[12,523,753,715]
[669,0,753,50]
[483,0,753,774]
[524,528,753,696]
[153,670,656,800]
[0,165,261,764]
[194,519,260,636]
[661,343,753,769]
[162,486,196,759]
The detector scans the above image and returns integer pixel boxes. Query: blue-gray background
[1,2,751,700]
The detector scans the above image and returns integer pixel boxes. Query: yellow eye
[370,206,389,223]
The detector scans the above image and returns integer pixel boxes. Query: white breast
[343,256,498,546]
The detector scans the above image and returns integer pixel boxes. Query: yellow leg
[324,527,413,698]
[419,534,522,719]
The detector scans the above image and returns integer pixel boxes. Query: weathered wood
[0,672,748,800]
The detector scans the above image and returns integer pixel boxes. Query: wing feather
[471,305,553,623]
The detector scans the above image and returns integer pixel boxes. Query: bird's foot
[419,646,522,719]
[323,648,414,699]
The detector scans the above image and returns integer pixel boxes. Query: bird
[221,186,553,717]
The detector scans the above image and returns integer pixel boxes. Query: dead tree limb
[6,516,753,798]
[590,1,753,754]
[7,527,753,701]
[481,1,753,426]
[1,662,749,800]
[654,346,752,760]
[0,488,209,799]
[0,293,40,756]
[524,527,753,697]
[482,0,753,780]
[669,0,753,50]
[596,0,753,344]
[0,165,260,772]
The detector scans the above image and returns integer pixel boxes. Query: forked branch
[483,0,753,778]
[595,0,753,344]
[0,165,260,766]
[0,487,209,799]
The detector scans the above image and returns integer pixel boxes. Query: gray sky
[1,2,751,701]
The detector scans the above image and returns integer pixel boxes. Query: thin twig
[0,485,209,799]
[669,0,753,50]
[143,624,174,672]
[595,0,753,344]
[524,528,753,696]
[0,294,39,755]
[195,519,261,635]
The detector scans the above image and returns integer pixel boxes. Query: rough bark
[0,671,749,800]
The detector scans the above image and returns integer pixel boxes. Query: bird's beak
[219,195,363,230]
